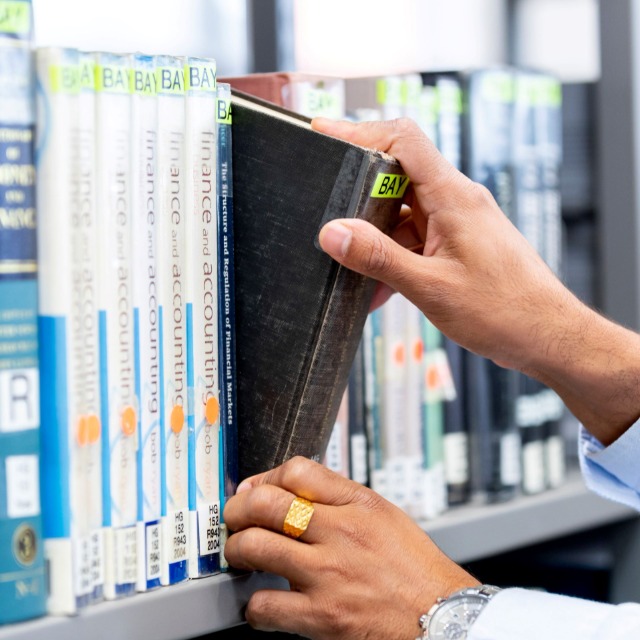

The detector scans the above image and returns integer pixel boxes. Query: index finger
[236,456,372,507]
[311,117,469,205]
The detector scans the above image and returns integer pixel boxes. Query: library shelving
[1,469,637,640]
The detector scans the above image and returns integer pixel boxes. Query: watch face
[428,594,487,640]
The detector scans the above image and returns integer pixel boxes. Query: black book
[230,90,406,480]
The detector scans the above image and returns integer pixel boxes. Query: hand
[313,117,640,446]
[224,456,479,640]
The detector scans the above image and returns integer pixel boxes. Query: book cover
[77,50,104,604]
[462,69,522,503]
[36,45,96,615]
[347,342,368,485]
[220,71,345,119]
[344,74,406,121]
[94,52,138,599]
[130,53,162,592]
[0,0,46,624]
[184,56,221,579]
[156,56,189,585]
[230,89,406,480]
[215,83,237,570]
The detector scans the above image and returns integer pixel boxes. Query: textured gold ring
[283,496,315,539]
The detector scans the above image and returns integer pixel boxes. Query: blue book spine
[215,84,237,570]
[0,0,47,625]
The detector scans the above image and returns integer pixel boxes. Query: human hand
[313,117,640,445]
[314,117,580,375]
[223,456,479,640]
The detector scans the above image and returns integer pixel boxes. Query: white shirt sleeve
[468,588,640,640]
[467,419,640,640]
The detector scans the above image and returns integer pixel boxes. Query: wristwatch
[416,585,502,640]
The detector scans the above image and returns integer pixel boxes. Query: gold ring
[283,496,314,539]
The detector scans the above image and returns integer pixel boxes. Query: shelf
[1,470,637,640]
[0,571,287,640]
[425,470,639,563]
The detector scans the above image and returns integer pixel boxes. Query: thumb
[319,218,437,302]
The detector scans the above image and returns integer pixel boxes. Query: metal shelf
[1,471,637,640]
[426,470,639,563]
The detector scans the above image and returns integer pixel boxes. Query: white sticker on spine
[198,502,220,557]
[90,528,104,588]
[444,432,469,485]
[74,536,93,596]
[500,433,522,486]
[168,509,188,563]
[6,455,39,517]
[0,369,39,432]
[146,523,161,580]
[115,527,137,585]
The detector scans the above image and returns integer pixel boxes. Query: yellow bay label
[95,64,130,94]
[131,68,157,96]
[0,1,31,36]
[156,66,185,95]
[480,74,515,104]
[184,62,216,93]
[50,64,80,94]
[216,98,232,124]
[371,173,409,199]
[79,58,95,91]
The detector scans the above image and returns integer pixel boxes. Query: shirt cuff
[468,588,640,640]
[579,419,640,509]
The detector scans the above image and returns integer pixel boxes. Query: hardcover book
[230,90,406,480]
[130,53,162,592]
[0,0,47,624]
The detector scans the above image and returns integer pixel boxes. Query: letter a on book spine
[229,90,406,480]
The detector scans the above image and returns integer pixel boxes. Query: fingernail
[320,222,352,258]
[236,480,252,494]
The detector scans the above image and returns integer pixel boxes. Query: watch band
[416,584,502,640]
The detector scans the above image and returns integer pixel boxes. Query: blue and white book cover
[156,55,189,585]
[0,0,47,625]
[184,57,221,579]
[215,84,237,570]
[94,52,138,600]
[130,53,162,593]
[37,45,98,615]
[77,49,104,604]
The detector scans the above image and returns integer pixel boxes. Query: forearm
[522,297,640,446]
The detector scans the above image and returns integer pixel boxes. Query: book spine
[283,78,346,119]
[215,83,237,570]
[0,0,46,624]
[324,390,350,478]
[421,317,448,518]
[155,56,189,585]
[184,57,221,579]
[130,53,162,593]
[77,51,104,604]
[347,342,368,485]
[363,312,385,497]
[37,46,94,615]
[94,52,138,599]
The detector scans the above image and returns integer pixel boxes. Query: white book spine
[184,58,221,579]
[130,54,162,592]
[94,53,137,599]
[77,51,104,603]
[36,46,91,615]
[156,57,189,585]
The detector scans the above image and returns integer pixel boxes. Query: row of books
[223,70,565,514]
[0,1,238,624]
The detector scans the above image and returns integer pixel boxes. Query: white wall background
[293,0,508,76]
[32,0,250,75]
[514,0,600,81]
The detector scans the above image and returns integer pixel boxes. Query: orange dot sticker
[426,365,441,391]
[171,405,184,434]
[205,397,220,425]
[393,343,405,366]
[76,416,89,447]
[121,406,137,437]
[86,414,101,444]
[413,339,424,362]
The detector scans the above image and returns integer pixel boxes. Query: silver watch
[416,585,502,640]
